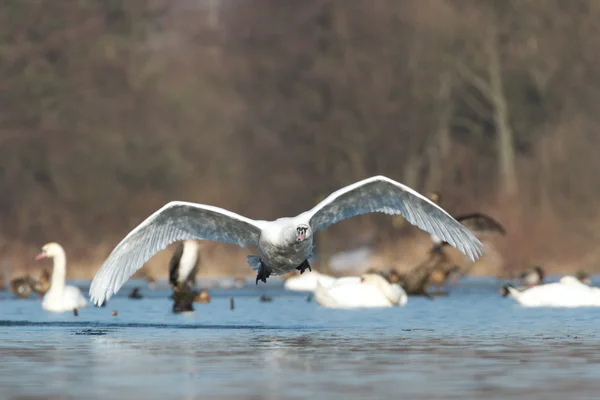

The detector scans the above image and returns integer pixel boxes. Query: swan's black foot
[255,262,271,285]
[296,259,312,274]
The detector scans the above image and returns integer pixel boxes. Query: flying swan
[89,175,484,305]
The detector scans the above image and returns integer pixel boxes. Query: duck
[427,192,506,253]
[89,175,484,306]
[194,288,211,303]
[128,287,143,299]
[519,265,545,287]
[314,273,408,308]
[395,250,453,296]
[168,240,210,311]
[428,265,462,295]
[502,275,600,307]
[9,276,36,299]
[259,294,273,302]
[34,242,88,312]
[172,287,211,313]
[33,268,51,296]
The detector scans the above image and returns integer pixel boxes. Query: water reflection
[2,278,600,399]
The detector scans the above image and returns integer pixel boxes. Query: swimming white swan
[284,271,337,291]
[314,273,408,308]
[89,175,484,306]
[503,275,600,307]
[34,243,88,312]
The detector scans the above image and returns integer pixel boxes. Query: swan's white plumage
[314,273,407,308]
[506,275,600,307]
[90,202,265,305]
[283,271,337,292]
[43,285,88,312]
[89,175,484,306]
[36,243,88,312]
[298,176,483,260]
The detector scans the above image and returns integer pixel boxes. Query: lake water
[2,276,600,400]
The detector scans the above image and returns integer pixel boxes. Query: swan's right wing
[89,201,263,305]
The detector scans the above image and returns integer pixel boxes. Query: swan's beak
[360,277,365,283]
[297,231,306,241]
[34,252,46,261]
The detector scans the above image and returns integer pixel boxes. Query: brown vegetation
[1,1,599,280]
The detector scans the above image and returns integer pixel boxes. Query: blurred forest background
[1,0,599,279]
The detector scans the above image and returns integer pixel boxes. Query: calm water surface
[2,276,600,400]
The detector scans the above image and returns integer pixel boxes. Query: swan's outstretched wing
[302,175,484,261]
[89,201,264,305]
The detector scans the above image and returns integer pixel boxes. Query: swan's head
[295,224,311,242]
[34,242,65,260]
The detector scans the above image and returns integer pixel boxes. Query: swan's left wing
[303,175,484,261]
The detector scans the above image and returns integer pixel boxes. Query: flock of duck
[1,175,597,314]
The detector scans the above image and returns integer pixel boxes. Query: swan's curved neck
[50,249,67,290]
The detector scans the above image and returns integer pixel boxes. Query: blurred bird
[34,243,88,312]
[128,287,143,299]
[519,265,545,287]
[168,240,211,312]
[503,276,600,307]
[194,288,211,304]
[33,268,51,296]
[259,294,273,302]
[89,175,484,306]
[314,273,407,308]
[428,265,462,295]
[169,240,201,291]
[9,276,36,299]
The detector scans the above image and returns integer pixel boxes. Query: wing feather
[89,201,263,305]
[302,176,484,261]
